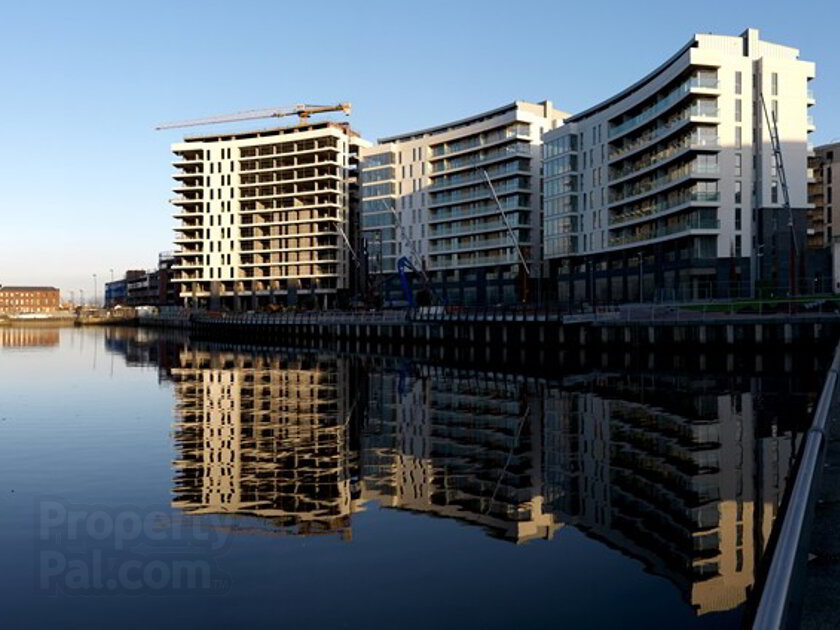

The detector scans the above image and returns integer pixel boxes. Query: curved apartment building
[360,101,567,306]
[543,28,815,303]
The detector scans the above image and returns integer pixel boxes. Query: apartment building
[170,121,368,310]
[359,101,567,306]
[105,253,177,308]
[543,28,815,303]
[808,142,840,291]
[0,286,60,314]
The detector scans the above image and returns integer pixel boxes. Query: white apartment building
[543,28,815,303]
[359,101,567,306]
[170,121,368,310]
[807,142,840,292]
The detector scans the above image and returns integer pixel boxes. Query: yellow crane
[156,102,351,130]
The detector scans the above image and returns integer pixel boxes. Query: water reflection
[0,327,59,347]
[105,328,816,619]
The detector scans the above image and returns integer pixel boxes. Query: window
[735,154,742,177]
[735,71,742,95]
[735,127,742,149]
[735,99,742,122]
[771,99,779,123]
[735,207,742,231]
[735,181,742,204]
[771,72,779,96]
[771,180,779,203]
[735,234,742,257]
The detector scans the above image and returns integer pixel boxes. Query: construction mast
[760,93,798,296]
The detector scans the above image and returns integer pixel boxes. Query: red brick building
[0,286,60,314]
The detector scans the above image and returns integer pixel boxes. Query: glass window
[735,99,742,123]
[735,71,742,95]
[735,154,742,177]
[771,72,778,96]
[735,181,742,204]
[771,181,779,203]
[735,127,742,149]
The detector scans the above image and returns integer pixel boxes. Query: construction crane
[155,102,351,130]
[759,92,798,295]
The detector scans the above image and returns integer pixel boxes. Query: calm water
[0,326,829,629]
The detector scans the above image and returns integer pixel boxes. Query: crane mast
[759,92,798,295]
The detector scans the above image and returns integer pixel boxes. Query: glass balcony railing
[807,115,815,126]
[429,178,528,206]
[611,191,720,226]
[431,144,532,173]
[431,125,530,157]
[807,88,815,100]
[430,195,527,223]
[608,75,719,139]
[609,217,720,247]
[609,105,718,161]
[610,133,719,182]
[429,161,528,190]
[429,250,520,270]
[430,236,524,254]
[429,217,528,239]
[610,164,720,205]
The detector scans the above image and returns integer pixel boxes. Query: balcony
[610,164,720,206]
[429,161,529,191]
[428,250,520,270]
[429,178,529,207]
[429,236,525,254]
[609,134,719,184]
[431,144,532,174]
[611,191,720,227]
[609,105,718,163]
[429,217,528,239]
[609,217,720,248]
[608,75,719,140]
[429,195,528,223]
[429,125,530,160]
[170,195,203,206]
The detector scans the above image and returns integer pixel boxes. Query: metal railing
[752,341,840,629]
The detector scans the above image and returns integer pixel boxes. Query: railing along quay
[752,341,840,629]
[130,299,840,349]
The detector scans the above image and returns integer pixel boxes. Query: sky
[1,0,838,298]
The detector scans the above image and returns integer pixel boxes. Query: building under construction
[166,105,369,310]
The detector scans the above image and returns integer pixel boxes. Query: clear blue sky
[1,0,837,298]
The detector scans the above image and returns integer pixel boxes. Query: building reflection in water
[151,337,809,617]
[171,349,361,540]
[0,327,59,348]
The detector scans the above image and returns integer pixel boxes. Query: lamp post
[638,252,644,303]
[93,274,97,307]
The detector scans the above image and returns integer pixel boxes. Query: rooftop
[378,100,567,145]
[180,120,359,145]
[0,286,59,292]
[566,28,805,123]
